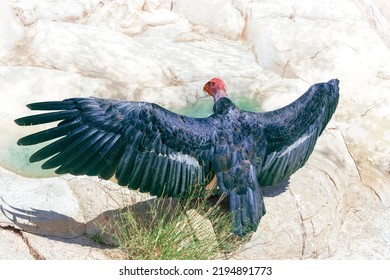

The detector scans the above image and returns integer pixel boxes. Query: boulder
[246,0,390,173]
[0,167,85,238]
[7,0,101,26]
[0,228,33,260]
[0,1,24,58]
[26,20,167,87]
[231,130,390,259]
[20,232,117,260]
[172,0,246,40]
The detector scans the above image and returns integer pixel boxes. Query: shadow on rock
[1,179,290,249]
[262,179,289,197]
[1,197,84,239]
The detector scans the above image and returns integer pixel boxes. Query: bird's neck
[213,90,228,102]
[213,96,235,115]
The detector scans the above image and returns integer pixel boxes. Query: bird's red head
[203,78,227,97]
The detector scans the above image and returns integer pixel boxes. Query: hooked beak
[203,81,212,96]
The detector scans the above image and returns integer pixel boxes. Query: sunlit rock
[246,0,390,175]
[232,130,389,259]
[0,1,24,59]
[0,229,34,260]
[21,232,113,260]
[172,0,246,40]
[6,0,100,25]
[0,167,85,238]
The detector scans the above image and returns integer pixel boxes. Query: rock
[0,167,85,238]
[68,177,147,224]
[28,20,167,87]
[355,0,390,48]
[8,0,100,25]
[21,232,114,260]
[371,0,390,22]
[172,0,246,40]
[231,129,389,259]
[143,0,172,11]
[186,209,217,245]
[68,176,151,244]
[0,228,33,260]
[172,209,219,257]
[135,36,269,98]
[246,0,390,173]
[330,206,390,259]
[0,1,24,58]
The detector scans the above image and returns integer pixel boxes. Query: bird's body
[15,78,339,236]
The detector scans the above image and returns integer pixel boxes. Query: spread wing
[248,79,339,186]
[14,98,218,198]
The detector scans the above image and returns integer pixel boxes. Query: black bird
[14,78,339,236]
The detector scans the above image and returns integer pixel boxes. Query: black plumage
[14,79,339,236]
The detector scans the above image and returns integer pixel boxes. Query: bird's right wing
[248,79,339,186]
[14,98,218,198]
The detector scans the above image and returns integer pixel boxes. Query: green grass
[90,233,106,245]
[108,193,250,260]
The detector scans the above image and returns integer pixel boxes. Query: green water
[175,96,262,117]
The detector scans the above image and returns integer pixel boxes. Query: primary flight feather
[15,78,339,236]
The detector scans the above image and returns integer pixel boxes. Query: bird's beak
[203,81,212,96]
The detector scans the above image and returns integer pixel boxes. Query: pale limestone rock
[172,209,219,254]
[6,0,101,25]
[172,0,246,40]
[331,206,390,259]
[232,129,388,259]
[68,176,150,243]
[86,0,185,38]
[135,36,272,101]
[143,0,172,11]
[246,0,390,173]
[134,10,192,39]
[0,2,24,59]
[186,209,217,245]
[355,0,390,48]
[68,177,146,223]
[0,167,85,238]
[29,20,167,87]
[21,232,113,260]
[0,228,34,259]
[371,0,390,22]
[86,0,147,34]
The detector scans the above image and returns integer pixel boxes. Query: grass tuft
[109,193,249,260]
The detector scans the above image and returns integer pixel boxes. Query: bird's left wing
[15,97,217,198]
[245,79,339,186]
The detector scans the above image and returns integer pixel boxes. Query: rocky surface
[0,0,389,259]
[233,129,390,259]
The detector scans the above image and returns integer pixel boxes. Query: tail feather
[229,186,265,236]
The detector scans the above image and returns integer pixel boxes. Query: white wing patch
[279,131,314,157]
[168,152,200,168]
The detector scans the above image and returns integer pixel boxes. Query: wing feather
[247,79,339,186]
[15,98,216,198]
